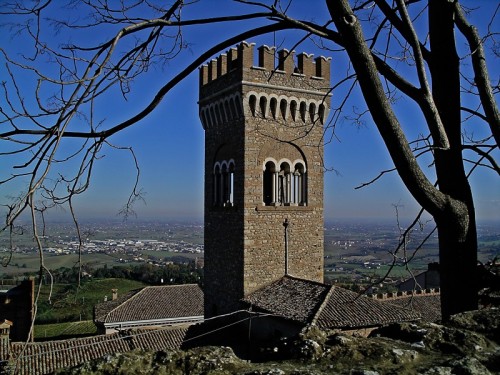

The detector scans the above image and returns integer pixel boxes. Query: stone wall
[200,42,331,317]
[0,278,34,342]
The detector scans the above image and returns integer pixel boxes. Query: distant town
[1,219,498,287]
[45,235,203,263]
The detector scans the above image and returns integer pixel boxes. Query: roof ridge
[147,283,199,289]
[283,274,329,288]
[310,284,334,326]
[104,288,144,321]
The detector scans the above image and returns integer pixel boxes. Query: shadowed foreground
[53,308,500,375]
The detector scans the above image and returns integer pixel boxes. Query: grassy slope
[35,278,147,324]
[34,320,97,340]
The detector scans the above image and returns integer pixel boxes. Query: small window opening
[249,95,257,116]
[270,98,278,119]
[259,96,267,118]
[280,99,287,120]
[263,161,276,206]
[290,101,297,122]
[309,103,316,123]
[299,102,307,123]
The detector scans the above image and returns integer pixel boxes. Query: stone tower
[199,42,331,317]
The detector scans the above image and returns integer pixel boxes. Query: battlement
[370,288,441,300]
[199,41,331,87]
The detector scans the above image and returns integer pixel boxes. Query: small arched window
[293,162,306,206]
[213,160,235,207]
[225,162,235,206]
[309,103,317,123]
[213,164,221,206]
[299,102,307,123]
[280,99,288,120]
[278,162,291,205]
[249,95,257,117]
[270,98,278,119]
[290,100,297,122]
[263,161,276,206]
[318,103,326,124]
[259,96,267,118]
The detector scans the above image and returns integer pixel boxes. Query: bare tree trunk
[429,0,478,318]
[327,0,479,319]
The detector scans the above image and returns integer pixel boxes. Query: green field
[35,320,97,340]
[1,251,155,276]
[35,278,147,324]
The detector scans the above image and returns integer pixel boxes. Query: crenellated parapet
[370,288,441,300]
[199,42,332,130]
[199,41,331,90]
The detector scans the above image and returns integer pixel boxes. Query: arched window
[270,97,278,119]
[280,99,288,120]
[299,102,307,123]
[213,164,221,206]
[290,100,297,122]
[278,162,291,205]
[225,162,235,206]
[259,96,267,118]
[213,160,235,207]
[263,159,307,206]
[263,161,276,206]
[309,103,316,123]
[293,163,306,205]
[318,103,326,124]
[221,163,228,206]
[249,95,257,116]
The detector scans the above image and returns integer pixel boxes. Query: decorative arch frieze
[243,92,329,124]
[199,92,243,129]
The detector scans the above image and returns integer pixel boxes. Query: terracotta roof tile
[7,326,188,375]
[94,284,204,324]
[314,287,421,329]
[243,276,421,329]
[384,294,442,322]
[94,289,140,322]
[243,276,330,323]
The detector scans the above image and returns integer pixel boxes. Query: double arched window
[213,160,235,207]
[263,159,306,206]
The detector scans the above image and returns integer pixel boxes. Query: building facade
[199,42,331,317]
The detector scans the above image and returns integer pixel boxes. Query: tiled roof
[314,287,421,329]
[93,289,140,322]
[243,276,421,329]
[7,326,188,375]
[243,276,330,323]
[385,294,442,322]
[94,284,204,324]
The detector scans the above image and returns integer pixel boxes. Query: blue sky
[0,0,498,224]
